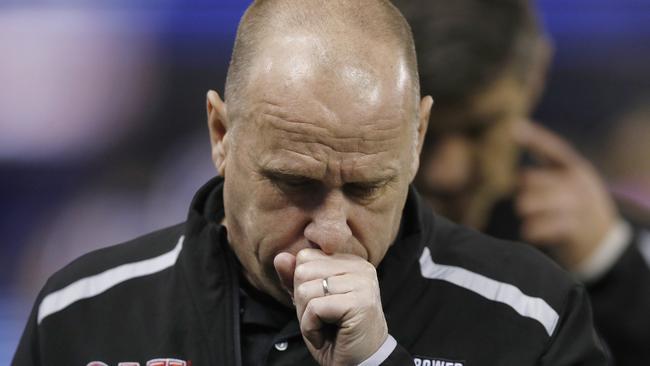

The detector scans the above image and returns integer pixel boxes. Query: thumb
[274,252,296,297]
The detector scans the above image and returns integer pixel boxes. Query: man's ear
[206,90,230,176]
[410,95,434,180]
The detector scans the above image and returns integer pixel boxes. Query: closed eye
[263,171,319,192]
[343,181,389,201]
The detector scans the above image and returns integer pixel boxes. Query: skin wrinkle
[260,97,405,133]
[260,145,400,186]
[260,114,402,165]
[261,149,329,180]
[262,114,334,145]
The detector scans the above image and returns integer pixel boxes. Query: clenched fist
[274,248,388,366]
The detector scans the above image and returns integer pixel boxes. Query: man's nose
[303,190,352,254]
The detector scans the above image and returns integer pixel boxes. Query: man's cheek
[253,183,297,211]
[255,226,304,274]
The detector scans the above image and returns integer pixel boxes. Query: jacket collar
[180,176,240,365]
[378,185,435,307]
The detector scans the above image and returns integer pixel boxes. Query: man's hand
[274,249,388,366]
[514,122,620,270]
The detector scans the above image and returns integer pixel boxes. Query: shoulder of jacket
[431,216,571,285]
[422,215,580,334]
[41,223,186,297]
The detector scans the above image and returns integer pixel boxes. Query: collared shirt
[238,274,315,365]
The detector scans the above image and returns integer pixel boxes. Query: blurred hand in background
[515,121,619,271]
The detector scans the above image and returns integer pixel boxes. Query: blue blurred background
[1,0,649,362]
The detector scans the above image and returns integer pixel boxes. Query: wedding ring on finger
[322,277,331,296]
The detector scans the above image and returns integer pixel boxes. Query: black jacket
[14,178,608,365]
[486,198,650,365]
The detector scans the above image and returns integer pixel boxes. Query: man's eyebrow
[260,167,398,186]
[340,158,402,183]
[348,176,397,187]
[260,168,318,182]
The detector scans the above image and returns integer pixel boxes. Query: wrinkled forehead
[230,34,418,183]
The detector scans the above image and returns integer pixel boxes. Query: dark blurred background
[1,0,649,361]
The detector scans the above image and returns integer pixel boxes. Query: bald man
[14,1,607,365]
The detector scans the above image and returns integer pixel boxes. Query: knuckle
[293,264,309,283]
[295,282,309,303]
[361,276,374,290]
[362,261,377,276]
[296,249,310,264]
[304,300,318,319]
[300,317,318,337]
[300,321,310,335]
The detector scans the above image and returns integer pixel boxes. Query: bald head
[207,0,432,307]
[225,0,420,119]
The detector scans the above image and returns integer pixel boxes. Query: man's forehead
[251,100,407,140]
[241,33,416,116]
[249,101,407,171]
[229,31,417,186]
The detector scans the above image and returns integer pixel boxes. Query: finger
[521,212,572,246]
[519,168,564,191]
[274,252,296,297]
[515,122,583,168]
[294,275,355,320]
[516,186,572,217]
[300,293,351,350]
[516,193,552,217]
[293,257,376,287]
[295,247,362,265]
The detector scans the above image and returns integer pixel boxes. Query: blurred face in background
[209,33,430,305]
[415,21,551,229]
[417,73,530,228]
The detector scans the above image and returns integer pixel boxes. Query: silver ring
[322,278,330,296]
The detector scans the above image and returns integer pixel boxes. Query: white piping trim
[573,219,632,282]
[37,235,185,324]
[357,334,397,366]
[419,247,559,336]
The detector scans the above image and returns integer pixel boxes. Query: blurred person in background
[12,0,610,364]
[393,0,650,363]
